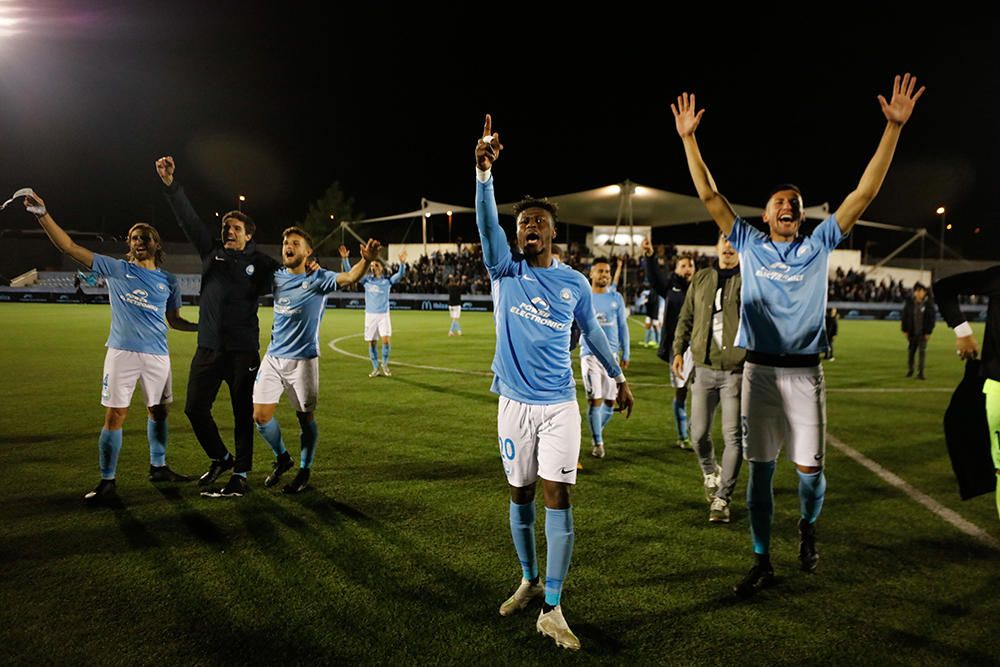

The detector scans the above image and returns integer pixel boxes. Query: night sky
[1,4,997,256]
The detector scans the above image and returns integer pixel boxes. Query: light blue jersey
[91,254,181,356]
[728,215,842,355]
[266,268,340,359]
[476,174,623,404]
[345,258,405,314]
[580,290,630,362]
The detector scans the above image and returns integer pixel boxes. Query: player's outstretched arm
[26,193,94,269]
[934,266,1000,361]
[641,238,671,297]
[672,93,737,235]
[390,252,407,284]
[474,114,510,270]
[834,74,925,234]
[337,239,381,287]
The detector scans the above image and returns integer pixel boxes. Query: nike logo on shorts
[560,467,575,475]
[249,366,259,372]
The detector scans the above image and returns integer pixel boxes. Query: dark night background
[0,4,996,257]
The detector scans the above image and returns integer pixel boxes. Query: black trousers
[185,346,260,474]
[907,335,928,375]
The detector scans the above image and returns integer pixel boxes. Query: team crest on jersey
[301,281,310,290]
[278,297,291,306]
[797,244,811,256]
[560,288,571,300]
[245,265,255,276]
[157,283,166,291]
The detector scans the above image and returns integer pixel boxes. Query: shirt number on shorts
[499,437,516,461]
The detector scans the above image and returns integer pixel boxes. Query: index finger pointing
[483,114,492,140]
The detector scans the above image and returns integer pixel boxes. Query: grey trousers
[690,365,743,502]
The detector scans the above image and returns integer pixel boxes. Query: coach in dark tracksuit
[156,156,280,497]
[641,239,695,448]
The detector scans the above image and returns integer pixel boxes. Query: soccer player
[475,115,634,651]
[447,273,465,336]
[581,258,631,459]
[246,230,381,496]
[934,268,1000,518]
[672,74,924,597]
[23,191,197,504]
[672,232,744,523]
[634,285,659,347]
[157,156,283,498]
[642,240,695,449]
[340,246,407,377]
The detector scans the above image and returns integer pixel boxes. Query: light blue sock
[234,471,247,478]
[673,398,689,440]
[544,506,574,607]
[797,469,827,524]
[600,404,614,430]
[448,320,456,333]
[300,420,318,469]
[509,501,538,581]
[381,343,391,365]
[587,404,603,445]
[454,320,461,334]
[654,327,661,344]
[256,418,286,457]
[98,428,123,480]
[368,345,379,370]
[644,328,653,344]
[747,461,776,554]
[147,418,167,467]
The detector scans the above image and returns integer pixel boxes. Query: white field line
[827,434,999,551]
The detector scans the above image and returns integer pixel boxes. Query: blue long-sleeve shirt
[476,171,623,404]
[342,258,406,314]
[580,290,630,362]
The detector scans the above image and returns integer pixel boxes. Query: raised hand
[671,93,705,138]
[155,156,175,187]
[398,250,408,264]
[641,237,654,257]
[475,114,503,171]
[338,244,350,259]
[878,73,925,126]
[22,191,47,217]
[360,238,381,262]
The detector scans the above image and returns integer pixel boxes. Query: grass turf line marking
[329,333,493,376]
[827,434,1000,552]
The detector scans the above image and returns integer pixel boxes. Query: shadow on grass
[391,376,497,405]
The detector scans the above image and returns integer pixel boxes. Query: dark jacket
[643,255,689,363]
[935,266,1000,381]
[163,182,280,352]
[902,297,936,337]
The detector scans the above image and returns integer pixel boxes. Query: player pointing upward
[476,114,634,651]
[672,74,924,597]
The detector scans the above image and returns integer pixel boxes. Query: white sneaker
[703,471,720,502]
[499,578,544,616]
[368,368,380,378]
[536,605,581,650]
[709,496,731,523]
[591,443,605,459]
[380,363,392,377]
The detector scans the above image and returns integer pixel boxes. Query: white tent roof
[349,184,916,232]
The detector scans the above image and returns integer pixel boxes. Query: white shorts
[497,397,581,487]
[364,312,392,340]
[449,305,462,318]
[581,354,618,401]
[101,348,172,409]
[670,348,694,388]
[741,362,826,468]
[252,355,319,413]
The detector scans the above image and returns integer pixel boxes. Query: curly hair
[513,196,558,223]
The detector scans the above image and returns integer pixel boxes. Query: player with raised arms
[672,74,924,597]
[340,246,407,377]
[21,191,197,504]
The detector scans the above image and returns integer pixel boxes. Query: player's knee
[104,408,128,429]
[147,404,168,421]
[509,483,536,504]
[296,411,314,427]
[604,399,614,408]
[796,464,822,474]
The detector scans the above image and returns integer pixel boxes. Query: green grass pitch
[0,304,997,665]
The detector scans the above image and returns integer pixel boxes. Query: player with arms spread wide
[672,74,924,597]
